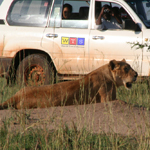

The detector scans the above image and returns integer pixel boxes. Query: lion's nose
[133,72,138,81]
[135,72,138,78]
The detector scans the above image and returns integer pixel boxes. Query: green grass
[0,123,140,150]
[0,77,150,149]
[117,82,150,109]
[0,78,22,103]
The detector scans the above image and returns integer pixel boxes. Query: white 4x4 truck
[0,0,150,86]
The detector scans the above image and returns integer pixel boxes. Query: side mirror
[135,23,141,32]
[124,19,141,31]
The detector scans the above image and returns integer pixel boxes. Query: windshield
[125,0,150,28]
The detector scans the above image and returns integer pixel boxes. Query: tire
[16,54,55,86]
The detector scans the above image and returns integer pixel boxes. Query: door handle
[92,36,104,40]
[46,33,58,38]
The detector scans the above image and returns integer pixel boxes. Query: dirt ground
[0,100,150,136]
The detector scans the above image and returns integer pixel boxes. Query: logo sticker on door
[77,38,85,45]
[70,38,77,45]
[61,37,69,45]
[61,37,85,46]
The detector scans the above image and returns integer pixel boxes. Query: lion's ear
[109,60,119,71]
[121,59,126,62]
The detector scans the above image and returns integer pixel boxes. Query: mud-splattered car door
[42,0,91,76]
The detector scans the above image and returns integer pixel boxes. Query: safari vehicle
[0,0,150,86]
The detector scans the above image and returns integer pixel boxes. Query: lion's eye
[124,67,128,72]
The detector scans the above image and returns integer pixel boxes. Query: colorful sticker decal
[61,37,69,45]
[70,38,77,45]
[77,38,85,45]
[61,37,85,45]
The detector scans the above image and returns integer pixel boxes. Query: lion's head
[109,59,138,89]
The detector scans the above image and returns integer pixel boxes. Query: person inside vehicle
[120,7,131,20]
[62,3,72,19]
[95,5,123,30]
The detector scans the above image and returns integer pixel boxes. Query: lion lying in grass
[0,59,138,109]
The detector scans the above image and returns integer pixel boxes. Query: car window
[7,0,52,27]
[0,0,3,5]
[50,0,90,29]
[49,0,62,27]
[95,1,135,30]
[126,0,150,28]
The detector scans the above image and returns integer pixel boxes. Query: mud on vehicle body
[0,0,150,86]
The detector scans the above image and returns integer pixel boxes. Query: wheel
[16,54,55,86]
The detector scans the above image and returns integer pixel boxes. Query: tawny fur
[0,59,137,109]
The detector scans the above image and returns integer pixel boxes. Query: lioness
[0,59,137,109]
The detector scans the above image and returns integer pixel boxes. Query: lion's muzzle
[124,71,138,89]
